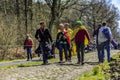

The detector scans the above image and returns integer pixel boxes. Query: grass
[76,52,120,80]
[0,57,59,70]
[17,58,59,67]
[76,64,107,80]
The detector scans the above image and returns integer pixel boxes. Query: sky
[112,0,120,28]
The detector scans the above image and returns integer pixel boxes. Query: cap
[76,20,82,25]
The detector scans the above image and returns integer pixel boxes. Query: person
[64,23,73,61]
[98,22,112,62]
[35,21,53,65]
[93,24,102,62]
[71,20,90,65]
[56,23,70,63]
[24,34,33,61]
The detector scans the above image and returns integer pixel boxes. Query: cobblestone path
[0,50,119,80]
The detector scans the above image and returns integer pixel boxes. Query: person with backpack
[35,21,53,65]
[98,22,112,62]
[24,34,33,61]
[56,23,70,63]
[71,20,90,65]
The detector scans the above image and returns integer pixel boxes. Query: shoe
[68,60,72,62]
[58,61,64,63]
[81,62,84,65]
[41,63,46,65]
[65,59,69,62]
[27,59,29,61]
[41,62,49,65]
[76,62,80,64]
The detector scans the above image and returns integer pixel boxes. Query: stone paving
[0,50,119,80]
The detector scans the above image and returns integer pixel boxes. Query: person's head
[40,21,46,29]
[102,22,106,26]
[26,34,31,40]
[98,24,102,28]
[75,20,82,27]
[26,34,29,37]
[64,23,70,30]
[59,23,65,31]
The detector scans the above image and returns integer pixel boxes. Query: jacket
[75,29,90,43]
[35,28,52,43]
[56,31,70,46]
[98,26,112,44]
[71,25,90,45]
[24,38,33,49]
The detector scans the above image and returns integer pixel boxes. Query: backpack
[102,28,111,41]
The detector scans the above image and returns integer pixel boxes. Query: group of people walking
[24,20,115,65]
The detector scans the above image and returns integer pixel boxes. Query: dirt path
[0,50,119,80]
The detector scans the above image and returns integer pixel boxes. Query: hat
[76,20,82,25]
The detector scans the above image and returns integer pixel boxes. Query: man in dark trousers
[35,21,52,65]
[72,20,90,65]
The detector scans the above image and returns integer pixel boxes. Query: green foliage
[76,65,106,80]
[76,52,120,80]
[0,0,120,60]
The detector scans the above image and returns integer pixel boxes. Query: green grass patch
[17,58,59,67]
[76,52,120,80]
[76,64,108,80]
[0,57,59,70]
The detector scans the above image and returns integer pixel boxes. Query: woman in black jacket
[35,21,52,65]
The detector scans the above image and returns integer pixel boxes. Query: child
[24,34,33,61]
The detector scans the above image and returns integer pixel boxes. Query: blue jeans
[97,45,104,62]
[58,44,68,61]
[98,41,111,62]
[26,46,32,60]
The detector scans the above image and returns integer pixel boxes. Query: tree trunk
[28,0,33,32]
[24,0,28,34]
[16,0,21,43]
[48,0,57,32]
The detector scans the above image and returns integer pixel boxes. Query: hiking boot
[41,62,49,65]
[58,61,64,63]
[27,59,30,61]
[76,62,80,64]
[81,62,84,65]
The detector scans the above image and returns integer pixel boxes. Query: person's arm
[56,33,60,47]
[35,29,41,41]
[35,29,39,39]
[93,29,97,37]
[46,29,53,42]
[85,30,90,42]
[31,38,34,46]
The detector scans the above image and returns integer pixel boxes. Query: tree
[45,0,79,32]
